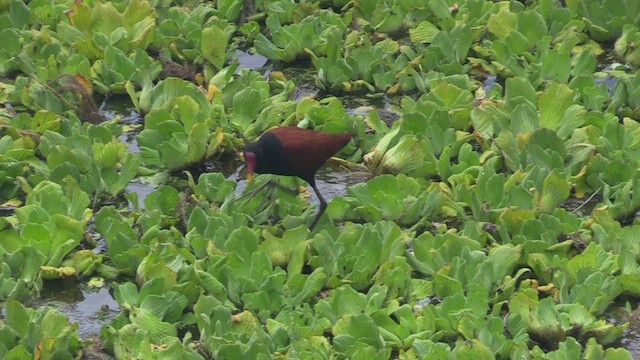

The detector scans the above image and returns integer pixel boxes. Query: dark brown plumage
[243,126,351,230]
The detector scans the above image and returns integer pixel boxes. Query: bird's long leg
[308,183,327,231]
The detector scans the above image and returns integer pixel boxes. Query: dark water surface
[34,280,120,339]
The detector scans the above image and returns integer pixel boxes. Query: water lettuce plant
[0,180,90,299]
[255,9,349,62]
[0,300,82,359]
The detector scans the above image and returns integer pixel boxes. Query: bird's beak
[244,152,256,184]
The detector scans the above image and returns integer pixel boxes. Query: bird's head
[243,149,257,183]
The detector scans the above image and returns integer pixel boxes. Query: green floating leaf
[410,21,439,44]
[202,25,229,70]
[538,83,575,133]
[537,169,570,213]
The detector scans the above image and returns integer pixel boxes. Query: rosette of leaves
[564,113,640,198]
[255,9,349,62]
[363,123,435,178]
[0,181,91,299]
[196,305,274,358]
[38,124,139,198]
[135,79,233,171]
[6,74,106,125]
[310,31,410,93]
[94,185,188,276]
[569,51,609,112]
[309,221,410,292]
[186,174,310,252]
[59,0,156,59]
[103,280,202,358]
[328,175,460,226]
[218,68,296,137]
[352,0,434,34]
[472,80,588,174]
[364,79,477,178]
[8,23,93,85]
[0,300,83,359]
[93,47,162,93]
[565,0,640,41]
[155,10,236,75]
[0,0,37,76]
[608,72,640,120]
[407,22,474,83]
[412,233,521,302]
[0,129,49,203]
[194,273,328,357]
[614,25,640,67]
[484,7,553,79]
[509,287,627,350]
[0,27,22,76]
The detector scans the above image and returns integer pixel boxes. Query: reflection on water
[235,49,268,70]
[32,279,120,339]
[483,74,497,92]
[608,304,640,357]
[621,325,640,357]
[99,96,141,125]
[126,182,157,210]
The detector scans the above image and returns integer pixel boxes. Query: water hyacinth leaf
[201,25,229,70]
[103,153,140,196]
[126,304,177,343]
[536,169,570,213]
[5,299,30,338]
[140,292,188,323]
[538,83,575,132]
[433,272,463,298]
[509,289,565,348]
[541,48,571,83]
[572,50,597,77]
[232,88,263,131]
[66,0,155,53]
[0,29,20,75]
[137,78,209,115]
[364,124,400,174]
[528,128,566,159]
[186,122,208,164]
[260,226,309,269]
[494,131,521,171]
[332,314,387,356]
[376,134,426,175]
[620,273,640,297]
[487,9,517,41]
[451,339,494,359]
[510,103,538,135]
[487,244,521,282]
[517,10,548,46]
[289,267,326,307]
[505,77,537,111]
[410,21,439,44]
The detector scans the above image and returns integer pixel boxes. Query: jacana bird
[243,126,352,230]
